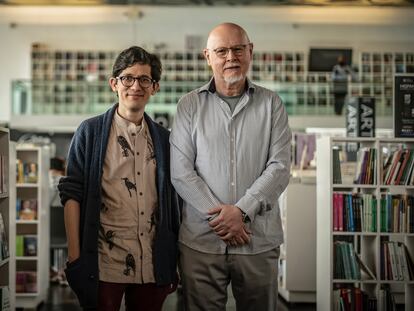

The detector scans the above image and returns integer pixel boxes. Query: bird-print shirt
[99,110,158,283]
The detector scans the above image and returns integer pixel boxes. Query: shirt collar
[114,107,146,135]
[198,77,256,95]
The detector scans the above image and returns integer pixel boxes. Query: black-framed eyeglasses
[116,75,156,88]
[211,44,251,58]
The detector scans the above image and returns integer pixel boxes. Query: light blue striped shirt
[170,78,291,254]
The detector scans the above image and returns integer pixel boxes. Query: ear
[203,48,212,66]
[151,82,160,95]
[109,77,118,92]
[248,43,254,61]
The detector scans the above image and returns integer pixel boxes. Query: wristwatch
[240,210,250,223]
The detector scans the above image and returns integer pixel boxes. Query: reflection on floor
[37,284,316,311]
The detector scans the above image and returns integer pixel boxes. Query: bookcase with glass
[13,145,50,309]
[358,51,414,115]
[317,137,414,311]
[28,44,321,117]
[0,128,11,310]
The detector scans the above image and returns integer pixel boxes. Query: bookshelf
[12,145,50,309]
[25,44,331,118]
[0,128,12,310]
[358,51,414,114]
[317,137,414,311]
[8,44,413,123]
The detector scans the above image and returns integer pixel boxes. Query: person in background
[58,46,180,311]
[331,54,357,115]
[170,23,291,311]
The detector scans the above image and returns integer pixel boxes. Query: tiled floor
[37,284,316,311]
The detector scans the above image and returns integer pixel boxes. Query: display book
[317,137,414,311]
[13,145,49,309]
[0,128,10,311]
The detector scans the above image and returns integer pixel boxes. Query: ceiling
[0,0,414,6]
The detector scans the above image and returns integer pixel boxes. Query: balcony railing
[12,79,393,117]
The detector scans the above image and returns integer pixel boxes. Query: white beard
[224,74,244,84]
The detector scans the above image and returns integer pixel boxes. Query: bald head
[206,23,250,49]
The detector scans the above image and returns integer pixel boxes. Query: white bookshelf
[0,128,13,310]
[317,136,414,311]
[278,174,316,303]
[12,145,50,309]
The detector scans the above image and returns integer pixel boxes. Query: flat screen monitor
[308,48,353,72]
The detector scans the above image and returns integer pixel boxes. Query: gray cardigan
[58,104,180,308]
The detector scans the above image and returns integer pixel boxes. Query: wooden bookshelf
[12,145,50,309]
[317,137,414,311]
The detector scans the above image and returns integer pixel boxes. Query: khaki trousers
[179,243,280,311]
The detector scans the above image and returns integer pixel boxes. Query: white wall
[1,5,414,122]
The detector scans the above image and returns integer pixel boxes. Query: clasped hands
[208,205,251,247]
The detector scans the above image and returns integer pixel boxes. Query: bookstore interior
[1,1,414,311]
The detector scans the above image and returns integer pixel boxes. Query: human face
[109,63,159,114]
[204,27,253,88]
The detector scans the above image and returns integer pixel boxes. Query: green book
[15,235,24,257]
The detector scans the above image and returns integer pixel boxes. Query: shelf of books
[317,136,414,311]
[13,145,50,309]
[358,51,414,116]
[0,128,11,310]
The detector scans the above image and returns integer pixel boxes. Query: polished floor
[37,283,316,311]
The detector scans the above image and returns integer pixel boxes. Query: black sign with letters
[394,74,414,137]
[346,97,376,161]
[346,96,376,138]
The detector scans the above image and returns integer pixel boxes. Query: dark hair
[112,46,162,82]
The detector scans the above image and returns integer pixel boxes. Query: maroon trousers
[94,281,172,311]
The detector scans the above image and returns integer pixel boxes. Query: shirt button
[231,182,235,186]
[140,255,143,259]
[131,133,136,136]
[140,211,144,215]
[137,152,140,155]
[140,232,143,236]
[139,192,143,196]
[137,172,141,175]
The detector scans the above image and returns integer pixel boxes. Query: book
[24,235,37,257]
[15,271,37,293]
[355,252,376,280]
[17,199,37,220]
[0,213,9,261]
[0,155,8,194]
[25,162,38,183]
[15,235,24,257]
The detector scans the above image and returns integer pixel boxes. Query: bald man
[170,23,291,311]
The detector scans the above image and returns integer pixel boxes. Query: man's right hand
[208,205,251,246]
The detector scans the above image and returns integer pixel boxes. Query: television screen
[308,48,353,72]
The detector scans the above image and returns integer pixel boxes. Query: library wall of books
[11,44,413,121]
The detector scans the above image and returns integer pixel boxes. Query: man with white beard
[170,23,292,311]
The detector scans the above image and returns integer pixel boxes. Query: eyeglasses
[211,44,251,58]
[116,75,156,88]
